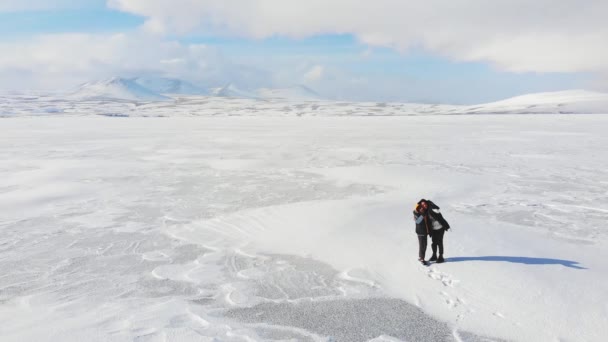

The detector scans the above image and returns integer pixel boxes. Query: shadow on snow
[447,256,586,269]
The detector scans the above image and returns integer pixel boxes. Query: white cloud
[0,32,269,91]
[107,0,608,74]
[361,48,373,59]
[304,65,324,82]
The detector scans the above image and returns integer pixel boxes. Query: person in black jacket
[426,200,450,263]
[413,199,450,265]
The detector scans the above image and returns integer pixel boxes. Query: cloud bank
[0,32,273,91]
[1,1,604,102]
[108,0,608,73]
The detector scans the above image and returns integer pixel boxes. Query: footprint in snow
[493,312,505,319]
[426,268,460,287]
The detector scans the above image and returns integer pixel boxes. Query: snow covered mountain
[256,85,323,101]
[133,77,208,95]
[13,82,608,115]
[212,83,260,99]
[466,90,608,114]
[68,77,172,102]
[213,83,324,101]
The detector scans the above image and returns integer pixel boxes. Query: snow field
[1,115,607,341]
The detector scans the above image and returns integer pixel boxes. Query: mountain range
[64,77,608,114]
[69,77,324,102]
[68,77,172,102]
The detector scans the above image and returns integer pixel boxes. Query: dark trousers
[430,229,445,256]
[417,234,427,260]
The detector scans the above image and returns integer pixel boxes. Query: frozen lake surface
[1,115,607,341]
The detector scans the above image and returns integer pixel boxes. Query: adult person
[426,200,450,263]
[413,199,450,265]
[413,200,430,265]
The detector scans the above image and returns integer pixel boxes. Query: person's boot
[436,255,445,263]
[429,254,438,262]
[418,258,428,266]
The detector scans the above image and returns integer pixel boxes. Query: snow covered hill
[68,77,172,102]
[133,77,208,95]
[212,83,260,99]
[465,90,608,114]
[256,85,323,101]
[212,83,324,101]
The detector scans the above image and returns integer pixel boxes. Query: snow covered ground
[1,113,607,342]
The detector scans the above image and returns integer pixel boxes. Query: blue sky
[0,9,142,36]
[0,1,603,103]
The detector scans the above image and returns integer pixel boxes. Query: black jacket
[428,208,450,230]
[426,200,450,230]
